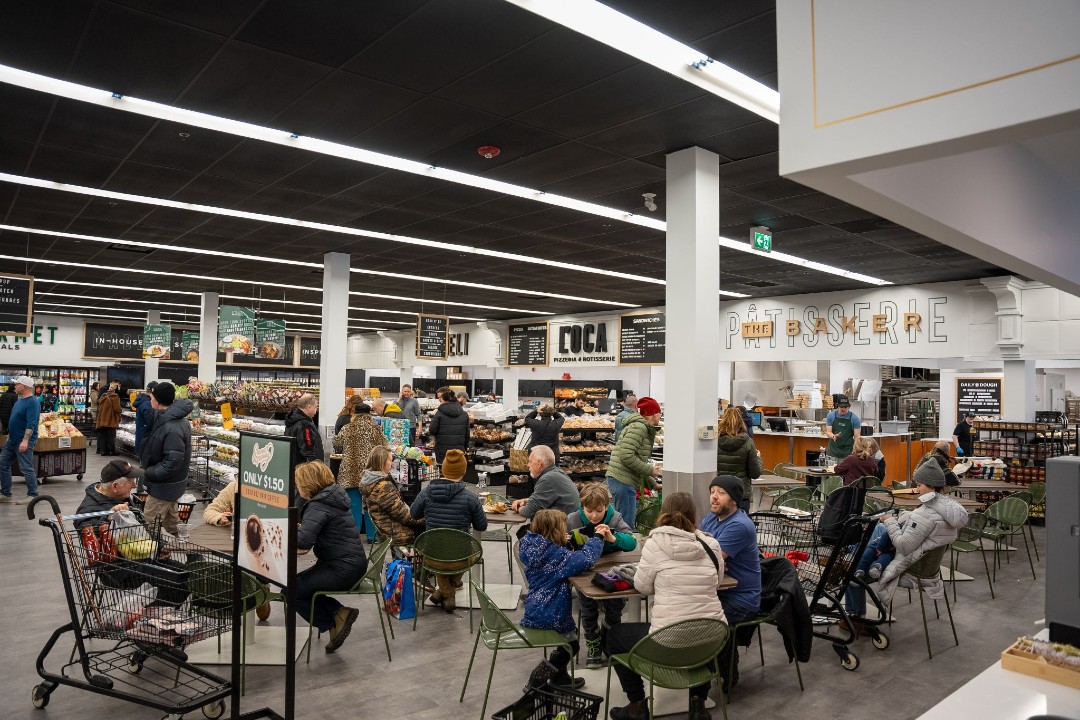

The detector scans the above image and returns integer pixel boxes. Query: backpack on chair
[817,482,868,543]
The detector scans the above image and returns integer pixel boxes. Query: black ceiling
[0,0,1005,330]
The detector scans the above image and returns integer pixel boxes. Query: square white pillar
[1004,360,1036,422]
[319,253,350,436]
[198,292,219,382]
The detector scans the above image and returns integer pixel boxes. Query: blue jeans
[845,525,892,616]
[606,477,637,528]
[0,443,37,497]
[345,488,376,542]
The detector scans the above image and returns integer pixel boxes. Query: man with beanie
[133,381,158,454]
[409,448,487,612]
[139,382,193,534]
[606,396,663,526]
[699,474,762,693]
[511,445,579,518]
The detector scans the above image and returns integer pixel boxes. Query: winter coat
[834,453,880,485]
[88,388,99,414]
[360,469,424,546]
[758,556,812,662]
[203,479,237,526]
[566,505,636,553]
[297,483,368,575]
[139,399,193,502]
[74,482,124,530]
[409,479,487,532]
[716,433,762,503]
[0,389,16,432]
[607,413,657,491]
[285,407,323,464]
[133,393,157,453]
[877,493,968,602]
[427,401,469,461]
[332,415,388,489]
[519,532,603,633]
[634,525,727,631]
[333,413,353,434]
[525,411,564,455]
[518,465,580,519]
[96,391,122,429]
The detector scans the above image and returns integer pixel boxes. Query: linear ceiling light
[717,237,892,286]
[2,223,634,307]
[502,0,779,122]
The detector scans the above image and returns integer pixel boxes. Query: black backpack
[817,483,868,543]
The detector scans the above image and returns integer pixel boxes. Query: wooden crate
[1001,639,1080,690]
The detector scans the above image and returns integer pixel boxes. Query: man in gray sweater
[512,445,580,518]
[397,384,423,444]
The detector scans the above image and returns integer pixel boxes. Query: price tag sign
[221,402,234,431]
[58,436,72,449]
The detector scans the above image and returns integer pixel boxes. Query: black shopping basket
[492,684,602,720]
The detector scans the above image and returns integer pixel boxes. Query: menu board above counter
[0,273,33,336]
[417,314,449,359]
[618,312,665,365]
[508,322,548,367]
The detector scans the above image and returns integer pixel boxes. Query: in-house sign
[550,320,616,365]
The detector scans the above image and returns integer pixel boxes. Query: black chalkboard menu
[84,322,228,362]
[956,377,1003,417]
[507,322,548,367]
[298,337,321,366]
[618,312,665,365]
[0,273,33,336]
[417,314,449,359]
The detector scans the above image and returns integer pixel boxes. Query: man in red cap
[605,396,663,526]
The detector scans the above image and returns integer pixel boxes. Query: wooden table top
[569,547,737,599]
[752,474,805,487]
[870,492,985,510]
[481,508,529,525]
[951,479,1027,492]
[186,522,235,555]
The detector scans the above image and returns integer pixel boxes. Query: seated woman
[606,492,727,720]
[294,461,369,653]
[834,436,880,485]
[359,446,424,547]
[202,479,237,526]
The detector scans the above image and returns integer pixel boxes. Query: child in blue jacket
[567,482,637,668]
[519,508,603,688]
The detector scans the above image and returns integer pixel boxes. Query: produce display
[37,412,85,439]
[209,441,239,465]
[187,379,317,411]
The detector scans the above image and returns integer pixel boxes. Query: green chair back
[774,463,799,479]
[956,512,988,543]
[1026,482,1046,506]
[414,528,483,565]
[774,486,813,506]
[905,544,949,580]
[186,559,261,614]
[1012,490,1033,505]
[636,502,662,535]
[474,582,523,638]
[986,496,1029,530]
[776,497,814,513]
[357,537,393,590]
[626,618,730,677]
[816,475,843,500]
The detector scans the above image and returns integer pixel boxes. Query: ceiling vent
[741,280,780,288]
[107,243,153,255]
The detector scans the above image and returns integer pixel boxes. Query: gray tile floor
[0,452,1047,720]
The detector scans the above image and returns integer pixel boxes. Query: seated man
[699,474,762,694]
[511,445,580,519]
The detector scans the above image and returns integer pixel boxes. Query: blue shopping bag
[383,559,416,620]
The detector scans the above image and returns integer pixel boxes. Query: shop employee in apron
[825,398,861,459]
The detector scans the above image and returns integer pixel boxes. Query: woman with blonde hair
[715,405,762,512]
[359,446,424,546]
[333,402,389,539]
[833,435,879,485]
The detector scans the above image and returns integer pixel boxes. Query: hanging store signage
[298,337,321,367]
[237,432,294,586]
[84,322,226,363]
[255,319,287,360]
[618,312,665,366]
[218,305,256,354]
[180,331,200,362]
[956,377,1003,418]
[0,273,33,336]
[417,314,449,359]
[142,324,172,359]
[550,319,616,366]
[235,335,297,367]
[508,322,549,367]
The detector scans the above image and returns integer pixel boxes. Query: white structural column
[198,292,219,382]
[319,253,350,435]
[1004,360,1037,422]
[144,309,160,383]
[981,276,1036,421]
[664,147,721,511]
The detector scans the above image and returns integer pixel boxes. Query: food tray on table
[492,685,602,720]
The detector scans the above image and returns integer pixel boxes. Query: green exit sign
[751,226,772,252]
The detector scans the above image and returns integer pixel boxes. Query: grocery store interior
[1,2,1078,719]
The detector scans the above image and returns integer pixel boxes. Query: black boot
[688,696,711,720]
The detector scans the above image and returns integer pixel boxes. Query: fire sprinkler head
[477,145,501,159]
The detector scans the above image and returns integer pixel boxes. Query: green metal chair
[479,493,514,581]
[891,544,957,659]
[758,463,798,507]
[982,496,1036,581]
[774,462,800,479]
[776,497,814,514]
[186,560,265,693]
[726,613,803,700]
[863,484,895,513]
[1026,481,1046,562]
[460,583,576,720]
[949,512,994,601]
[810,475,843,511]
[305,537,395,663]
[773,486,813,508]
[604,618,730,720]
[412,528,484,632]
[635,501,662,536]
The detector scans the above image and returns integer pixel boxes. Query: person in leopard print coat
[332,403,389,531]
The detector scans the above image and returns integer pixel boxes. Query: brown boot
[255,602,271,621]
[325,607,359,653]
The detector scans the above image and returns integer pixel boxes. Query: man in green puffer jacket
[606,396,663,527]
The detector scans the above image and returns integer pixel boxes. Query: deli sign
[550,319,616,365]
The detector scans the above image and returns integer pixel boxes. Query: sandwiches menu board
[255,319,287,360]
[142,324,172,359]
[0,273,33,336]
[417,314,449,359]
[618,312,665,365]
[218,306,256,354]
[508,322,548,367]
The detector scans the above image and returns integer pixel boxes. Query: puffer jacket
[285,407,323,463]
[332,415,388,489]
[427,401,469,461]
[409,478,487,532]
[877,492,968,602]
[518,464,580,519]
[716,433,762,502]
[525,411,564,454]
[139,399,193,502]
[96,390,122,429]
[297,483,368,575]
[133,393,156,453]
[359,469,424,546]
[607,413,657,491]
[519,532,603,633]
[634,524,727,631]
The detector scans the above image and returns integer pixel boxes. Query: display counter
[753,430,913,485]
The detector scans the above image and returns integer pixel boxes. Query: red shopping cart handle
[27,494,61,520]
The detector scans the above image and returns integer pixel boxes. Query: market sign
[255,319,287,360]
[417,314,449,359]
[218,305,256,354]
[142,324,172,359]
[508,322,548,367]
[956,377,1003,418]
[0,273,33,336]
[618,312,665,365]
[237,432,295,586]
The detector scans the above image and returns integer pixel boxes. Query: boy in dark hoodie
[567,482,637,668]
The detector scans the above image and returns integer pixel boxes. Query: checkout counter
[753,417,913,484]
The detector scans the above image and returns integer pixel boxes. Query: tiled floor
[0,452,1047,720]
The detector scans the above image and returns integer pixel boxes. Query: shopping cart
[28,496,232,719]
[752,511,889,671]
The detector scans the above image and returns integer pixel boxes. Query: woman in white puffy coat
[605,492,727,720]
